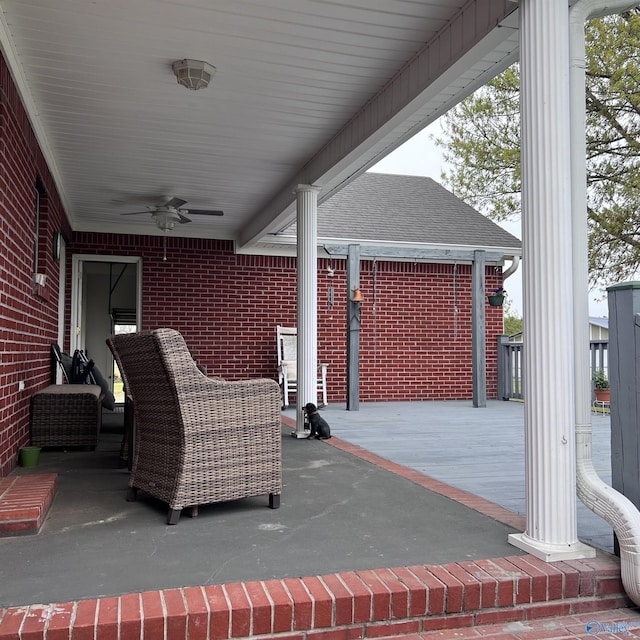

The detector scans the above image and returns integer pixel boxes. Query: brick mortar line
[0,477,18,502]
[202,595,635,640]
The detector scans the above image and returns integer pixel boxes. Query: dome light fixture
[172,59,216,91]
[153,208,180,231]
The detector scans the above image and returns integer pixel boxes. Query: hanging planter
[487,287,506,307]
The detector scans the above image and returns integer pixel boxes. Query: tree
[504,312,523,339]
[437,10,640,289]
[502,298,523,338]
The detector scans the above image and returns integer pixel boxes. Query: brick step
[0,553,632,639]
[0,474,57,536]
[377,607,640,639]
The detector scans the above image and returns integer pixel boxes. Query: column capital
[294,184,322,194]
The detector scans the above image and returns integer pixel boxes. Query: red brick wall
[0,47,504,477]
[0,56,71,477]
[71,233,504,405]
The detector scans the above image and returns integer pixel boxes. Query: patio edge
[0,553,631,639]
[280,414,527,531]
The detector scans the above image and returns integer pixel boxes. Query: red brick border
[0,554,630,639]
[0,474,57,536]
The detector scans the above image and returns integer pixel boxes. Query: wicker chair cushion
[59,352,73,382]
[89,363,115,411]
[61,348,116,411]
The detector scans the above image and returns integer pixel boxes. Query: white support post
[472,250,486,408]
[508,0,594,560]
[294,184,321,437]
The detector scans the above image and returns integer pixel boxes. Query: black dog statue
[303,403,332,439]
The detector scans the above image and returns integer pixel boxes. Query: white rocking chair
[276,325,328,408]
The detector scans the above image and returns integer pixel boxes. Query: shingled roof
[279,172,521,253]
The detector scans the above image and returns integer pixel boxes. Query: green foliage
[592,369,610,390]
[437,10,640,289]
[504,314,523,338]
[502,298,523,338]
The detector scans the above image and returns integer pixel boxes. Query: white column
[294,184,321,437]
[508,0,593,560]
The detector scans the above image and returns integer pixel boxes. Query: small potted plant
[592,369,610,403]
[488,287,507,307]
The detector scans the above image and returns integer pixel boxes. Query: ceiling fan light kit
[121,196,224,232]
[154,211,178,231]
[172,59,215,91]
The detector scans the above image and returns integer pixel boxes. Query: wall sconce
[351,287,363,303]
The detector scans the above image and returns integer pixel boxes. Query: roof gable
[282,172,521,252]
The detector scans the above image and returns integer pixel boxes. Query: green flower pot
[488,295,505,307]
[19,446,41,468]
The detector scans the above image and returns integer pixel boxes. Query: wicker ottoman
[30,384,103,448]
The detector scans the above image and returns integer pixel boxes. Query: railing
[590,339,608,378]
[497,336,523,400]
[497,336,608,401]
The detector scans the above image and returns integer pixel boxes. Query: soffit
[0,0,520,244]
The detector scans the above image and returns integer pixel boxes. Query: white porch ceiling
[0,0,523,248]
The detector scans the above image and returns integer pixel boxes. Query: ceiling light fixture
[172,59,216,91]
[153,208,180,231]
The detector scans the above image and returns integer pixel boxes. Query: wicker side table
[30,384,103,448]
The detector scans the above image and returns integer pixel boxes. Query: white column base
[291,429,311,439]
[508,533,596,562]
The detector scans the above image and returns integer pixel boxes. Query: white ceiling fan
[121,197,223,231]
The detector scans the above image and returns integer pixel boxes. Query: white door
[71,255,142,394]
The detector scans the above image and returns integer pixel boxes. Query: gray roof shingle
[282,172,521,252]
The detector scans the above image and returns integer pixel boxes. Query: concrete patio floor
[1,403,528,609]
[289,400,615,554]
[0,399,634,639]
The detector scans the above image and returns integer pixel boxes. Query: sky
[368,120,610,318]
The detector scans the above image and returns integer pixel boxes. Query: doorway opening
[71,255,141,403]
[111,318,136,404]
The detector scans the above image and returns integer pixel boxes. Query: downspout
[570,0,640,606]
[501,255,520,281]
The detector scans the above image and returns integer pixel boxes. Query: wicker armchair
[109,328,282,525]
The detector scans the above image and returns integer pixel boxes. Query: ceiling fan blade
[121,211,151,216]
[177,213,192,224]
[165,197,187,209]
[182,209,224,216]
